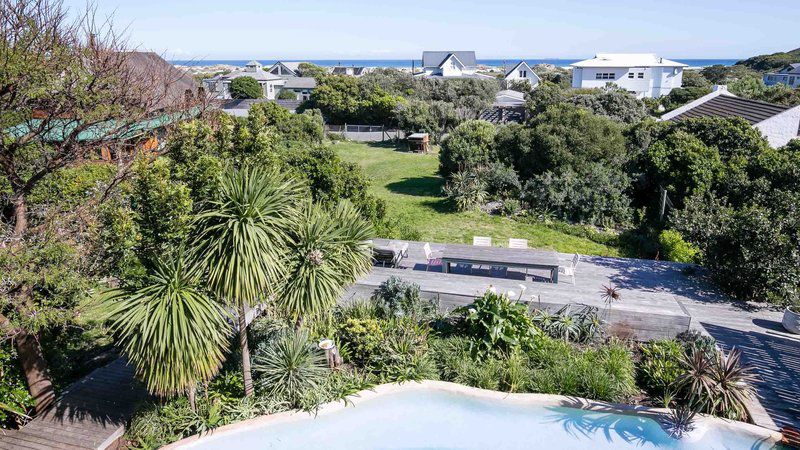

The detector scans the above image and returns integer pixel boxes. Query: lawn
[333,141,620,256]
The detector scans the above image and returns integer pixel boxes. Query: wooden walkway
[361,240,799,432]
[0,358,147,450]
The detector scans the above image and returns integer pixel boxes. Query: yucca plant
[99,255,231,407]
[253,330,328,407]
[278,201,373,324]
[193,166,305,396]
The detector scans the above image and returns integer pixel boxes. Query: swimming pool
[167,381,784,450]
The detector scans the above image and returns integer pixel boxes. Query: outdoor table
[440,243,561,283]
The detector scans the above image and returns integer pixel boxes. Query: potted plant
[783,304,800,334]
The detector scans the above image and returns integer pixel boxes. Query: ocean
[170,58,739,69]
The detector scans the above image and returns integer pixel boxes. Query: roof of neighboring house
[422,51,477,68]
[571,53,687,68]
[776,63,800,75]
[220,98,303,115]
[282,77,317,89]
[504,61,535,78]
[414,72,495,80]
[267,61,304,76]
[667,93,792,125]
[479,106,525,124]
[125,52,199,110]
[331,66,367,76]
[216,68,282,82]
[494,89,526,107]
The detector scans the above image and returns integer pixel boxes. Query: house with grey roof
[203,60,284,100]
[268,61,303,77]
[660,85,800,148]
[266,61,317,100]
[417,51,494,79]
[503,61,541,89]
[764,63,800,88]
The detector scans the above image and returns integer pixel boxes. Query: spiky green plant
[99,256,231,400]
[253,330,328,407]
[278,201,373,321]
[193,166,305,395]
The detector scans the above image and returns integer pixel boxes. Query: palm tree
[278,201,373,325]
[193,166,304,396]
[99,255,230,408]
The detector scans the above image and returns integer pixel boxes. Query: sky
[63,0,799,60]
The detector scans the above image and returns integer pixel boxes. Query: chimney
[712,85,728,92]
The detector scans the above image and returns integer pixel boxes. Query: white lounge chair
[473,236,492,246]
[559,254,581,284]
[508,238,528,249]
[423,243,443,272]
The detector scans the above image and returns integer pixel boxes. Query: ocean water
[170,58,738,69]
[180,389,781,450]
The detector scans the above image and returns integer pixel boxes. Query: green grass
[333,141,620,256]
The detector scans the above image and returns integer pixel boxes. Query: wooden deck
[362,240,799,432]
[0,358,147,450]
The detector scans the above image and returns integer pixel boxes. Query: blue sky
[64,0,798,60]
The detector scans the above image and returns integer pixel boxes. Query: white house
[660,85,800,148]
[764,63,800,88]
[417,51,494,79]
[331,66,370,77]
[503,61,541,89]
[204,61,284,100]
[571,53,686,98]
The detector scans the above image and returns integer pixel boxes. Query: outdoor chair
[372,241,409,268]
[423,242,443,272]
[559,253,581,284]
[508,238,528,249]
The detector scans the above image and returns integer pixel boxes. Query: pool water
[182,389,781,449]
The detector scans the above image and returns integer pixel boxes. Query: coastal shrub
[0,345,34,428]
[638,339,684,397]
[277,89,297,100]
[483,162,521,200]
[658,229,700,263]
[337,318,384,366]
[372,319,437,382]
[228,76,263,99]
[501,198,522,217]
[252,330,329,407]
[522,163,632,227]
[438,120,497,178]
[373,276,437,319]
[458,291,538,358]
[442,170,487,212]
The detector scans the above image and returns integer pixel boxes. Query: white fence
[325,124,406,142]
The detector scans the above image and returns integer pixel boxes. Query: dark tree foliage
[661,87,712,111]
[229,76,263,99]
[438,120,497,178]
[735,47,800,73]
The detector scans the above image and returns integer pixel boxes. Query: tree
[277,89,297,100]
[0,0,186,412]
[681,70,712,88]
[661,87,712,111]
[526,81,567,116]
[99,255,230,409]
[700,65,730,84]
[568,86,648,124]
[438,120,497,178]
[229,76,263,99]
[278,201,373,323]
[193,166,305,396]
[297,62,327,80]
[306,75,362,124]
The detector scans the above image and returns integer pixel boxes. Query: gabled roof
[571,53,687,68]
[267,61,303,77]
[662,89,793,125]
[504,61,541,82]
[777,63,800,74]
[494,89,526,107]
[223,69,281,82]
[422,51,477,68]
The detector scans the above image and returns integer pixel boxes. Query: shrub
[373,276,437,319]
[458,291,538,358]
[483,162,521,200]
[442,170,487,212]
[0,345,34,427]
[229,76,263,99]
[501,198,522,217]
[277,89,297,100]
[532,305,603,343]
[438,120,497,178]
[372,319,437,382]
[638,339,684,397]
[676,348,757,420]
[337,318,384,366]
[658,229,700,263]
[252,330,329,407]
[675,330,717,357]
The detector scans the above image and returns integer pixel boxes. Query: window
[520,70,527,78]
[595,72,615,80]
[628,72,634,78]
[637,72,644,79]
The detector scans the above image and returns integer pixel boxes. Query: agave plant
[253,330,328,407]
[193,166,305,396]
[99,255,231,406]
[551,311,582,343]
[277,201,373,323]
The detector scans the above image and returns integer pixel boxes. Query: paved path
[0,358,147,450]
[365,240,799,431]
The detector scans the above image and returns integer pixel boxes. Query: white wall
[505,65,540,88]
[755,105,800,148]
[572,66,683,98]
